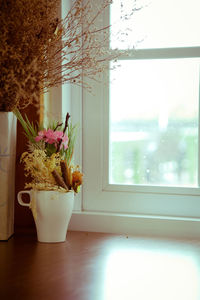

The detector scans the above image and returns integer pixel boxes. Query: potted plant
[16,110,83,242]
[0,0,122,240]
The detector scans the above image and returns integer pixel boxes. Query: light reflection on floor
[104,242,200,300]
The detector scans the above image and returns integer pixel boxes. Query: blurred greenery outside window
[109,0,200,187]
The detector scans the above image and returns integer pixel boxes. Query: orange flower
[72,171,83,186]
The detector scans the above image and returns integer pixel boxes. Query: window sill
[69,211,200,239]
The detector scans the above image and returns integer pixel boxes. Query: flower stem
[56,112,70,153]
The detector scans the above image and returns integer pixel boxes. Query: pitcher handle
[17,190,31,207]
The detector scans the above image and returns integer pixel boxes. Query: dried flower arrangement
[15,109,83,193]
[0,0,123,112]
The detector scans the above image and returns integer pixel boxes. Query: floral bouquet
[15,110,83,193]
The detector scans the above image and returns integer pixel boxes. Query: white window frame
[76,58,200,238]
[81,55,200,213]
[52,0,200,238]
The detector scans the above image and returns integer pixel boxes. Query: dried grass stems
[0,0,138,111]
[0,0,59,111]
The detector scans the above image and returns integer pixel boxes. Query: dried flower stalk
[0,0,132,112]
[61,160,72,189]
[52,169,69,190]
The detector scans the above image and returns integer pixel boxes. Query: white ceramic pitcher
[17,190,74,243]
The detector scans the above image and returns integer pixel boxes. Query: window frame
[58,0,200,238]
[81,1,200,219]
[82,74,200,218]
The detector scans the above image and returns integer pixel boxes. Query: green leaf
[13,108,38,144]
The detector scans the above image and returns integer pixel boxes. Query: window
[82,0,200,218]
[110,58,199,187]
[109,0,200,187]
[110,0,200,49]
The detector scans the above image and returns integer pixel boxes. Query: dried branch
[60,160,72,190]
[56,112,70,152]
[0,0,138,111]
[52,169,68,190]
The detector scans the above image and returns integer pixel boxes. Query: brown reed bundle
[0,0,125,111]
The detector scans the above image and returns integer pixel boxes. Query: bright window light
[110,0,200,49]
[109,58,199,186]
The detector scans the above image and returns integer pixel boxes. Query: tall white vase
[0,112,17,240]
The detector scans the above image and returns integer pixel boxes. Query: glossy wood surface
[1,231,200,300]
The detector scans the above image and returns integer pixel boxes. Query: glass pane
[109,58,199,187]
[110,0,200,49]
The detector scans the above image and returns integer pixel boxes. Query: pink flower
[53,131,64,142]
[60,134,68,150]
[35,129,68,150]
[44,129,57,144]
[35,130,46,142]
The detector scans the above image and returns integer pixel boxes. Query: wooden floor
[1,231,200,300]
